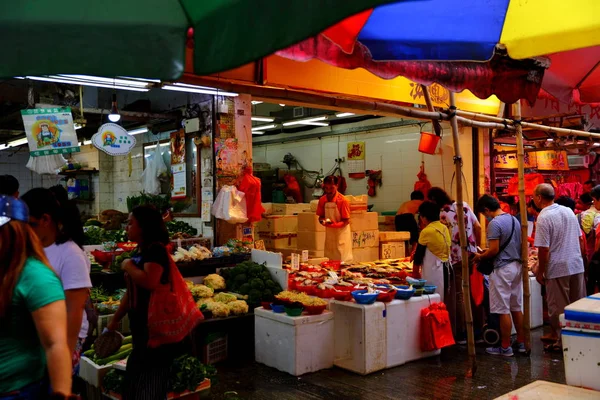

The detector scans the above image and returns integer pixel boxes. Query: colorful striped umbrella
[278,0,600,103]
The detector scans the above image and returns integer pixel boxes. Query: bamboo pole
[449,92,477,374]
[513,101,532,354]
[420,84,442,136]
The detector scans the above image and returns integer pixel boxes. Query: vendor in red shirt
[317,176,353,263]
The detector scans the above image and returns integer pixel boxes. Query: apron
[421,227,451,302]
[324,202,353,263]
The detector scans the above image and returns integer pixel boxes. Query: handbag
[477,215,515,275]
[147,255,203,348]
[420,302,455,352]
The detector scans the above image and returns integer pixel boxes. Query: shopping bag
[211,185,248,224]
[420,302,455,352]
[147,254,203,348]
[141,145,168,194]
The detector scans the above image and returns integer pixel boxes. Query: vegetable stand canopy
[0,0,396,80]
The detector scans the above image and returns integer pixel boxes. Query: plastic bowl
[406,277,427,288]
[284,306,304,317]
[321,260,341,271]
[376,289,397,302]
[304,304,327,315]
[351,290,378,305]
[395,287,416,300]
[423,285,437,295]
[261,302,272,310]
[331,290,353,301]
[271,304,285,313]
[413,288,424,297]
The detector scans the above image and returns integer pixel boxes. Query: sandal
[543,341,562,353]
[540,334,558,343]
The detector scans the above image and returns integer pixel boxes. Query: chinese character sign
[494,146,537,169]
[537,150,569,171]
[21,108,80,157]
[347,141,366,179]
[92,123,136,156]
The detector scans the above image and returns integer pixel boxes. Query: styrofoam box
[297,231,326,251]
[255,307,334,376]
[272,203,311,215]
[379,231,411,242]
[266,266,290,291]
[352,247,380,263]
[258,233,297,249]
[80,356,112,387]
[352,230,379,249]
[380,242,406,259]
[307,250,325,258]
[494,380,600,400]
[528,276,543,329]
[329,300,386,375]
[349,212,379,232]
[386,295,441,368]
[309,200,319,212]
[298,212,325,232]
[307,257,329,265]
[255,215,298,233]
[262,203,273,215]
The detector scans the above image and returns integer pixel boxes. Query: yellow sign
[537,150,569,171]
[347,141,365,178]
[494,146,537,169]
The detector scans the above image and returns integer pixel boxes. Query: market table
[493,380,600,400]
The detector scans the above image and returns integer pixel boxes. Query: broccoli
[265,280,276,290]
[233,274,248,285]
[238,283,251,295]
[262,289,273,301]
[250,279,265,291]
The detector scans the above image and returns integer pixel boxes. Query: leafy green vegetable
[102,369,126,394]
[169,355,207,393]
[166,220,198,237]
[83,226,126,245]
[224,261,282,307]
[127,192,171,213]
[90,286,110,303]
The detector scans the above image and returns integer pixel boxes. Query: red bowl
[321,260,341,271]
[304,304,327,315]
[377,290,397,302]
[117,242,137,251]
[331,291,353,301]
[261,302,272,310]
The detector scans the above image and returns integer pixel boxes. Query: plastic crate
[202,333,228,365]
[96,314,130,336]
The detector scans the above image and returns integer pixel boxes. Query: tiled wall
[252,120,475,211]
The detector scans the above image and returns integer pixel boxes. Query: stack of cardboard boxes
[255,203,311,253]
[379,231,410,259]
[350,212,380,262]
[297,212,326,258]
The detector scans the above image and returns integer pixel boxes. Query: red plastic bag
[470,269,484,306]
[238,172,265,223]
[147,257,203,348]
[420,302,455,352]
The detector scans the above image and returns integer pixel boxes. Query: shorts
[489,261,523,314]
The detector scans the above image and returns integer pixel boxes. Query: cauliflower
[228,300,249,315]
[214,292,237,304]
[185,280,195,290]
[190,284,214,301]
[203,274,226,290]
[197,298,216,310]
[210,302,231,318]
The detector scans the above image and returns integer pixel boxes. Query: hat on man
[0,195,29,227]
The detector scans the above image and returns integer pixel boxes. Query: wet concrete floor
[210,328,568,400]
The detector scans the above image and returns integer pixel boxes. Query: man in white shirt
[533,184,586,350]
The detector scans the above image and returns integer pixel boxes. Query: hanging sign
[92,123,136,156]
[170,130,187,200]
[537,150,569,171]
[494,146,537,169]
[347,141,366,179]
[21,107,80,156]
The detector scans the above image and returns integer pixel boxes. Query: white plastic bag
[141,145,168,194]
[212,185,248,224]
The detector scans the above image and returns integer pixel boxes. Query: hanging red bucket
[418,132,440,155]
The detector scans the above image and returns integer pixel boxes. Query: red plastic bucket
[418,132,441,155]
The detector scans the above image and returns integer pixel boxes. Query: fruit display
[220,261,283,307]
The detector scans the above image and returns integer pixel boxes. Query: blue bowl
[271,304,285,313]
[395,287,416,300]
[423,285,437,295]
[351,290,378,305]
[406,277,427,288]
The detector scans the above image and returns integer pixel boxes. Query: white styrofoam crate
[79,356,112,387]
[510,276,544,334]
[329,300,386,375]
[266,266,290,291]
[255,308,334,376]
[494,380,600,400]
[97,314,130,336]
[562,329,600,391]
[385,295,442,368]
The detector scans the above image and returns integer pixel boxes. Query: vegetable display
[84,226,127,245]
[83,336,133,365]
[203,274,226,290]
[172,245,212,262]
[213,292,236,304]
[221,261,282,307]
[166,220,198,238]
[190,284,214,301]
[126,192,170,213]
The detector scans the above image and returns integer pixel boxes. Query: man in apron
[317,176,353,263]
[412,201,451,301]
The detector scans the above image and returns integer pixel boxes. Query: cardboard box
[297,231,326,251]
[379,231,411,242]
[350,212,379,232]
[272,203,311,215]
[258,233,297,249]
[307,256,328,265]
[345,194,368,213]
[262,203,273,215]
[380,242,406,259]
[352,230,380,249]
[352,246,380,263]
[378,215,396,232]
[255,215,298,233]
[298,212,325,232]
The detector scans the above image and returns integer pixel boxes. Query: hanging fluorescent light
[547,138,554,142]
[302,122,329,127]
[128,127,149,136]
[145,142,170,150]
[82,139,92,145]
[118,76,161,83]
[251,116,274,122]
[252,131,266,135]
[593,143,600,147]
[23,76,150,92]
[336,112,355,118]
[279,104,286,107]
[251,124,277,132]
[251,100,263,105]
[108,93,121,122]
[282,116,328,127]
[162,82,238,97]
[60,75,150,87]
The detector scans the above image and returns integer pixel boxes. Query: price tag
[291,253,300,270]
[301,250,309,262]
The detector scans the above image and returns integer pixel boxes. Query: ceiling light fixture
[547,138,554,142]
[593,143,600,147]
[74,123,83,130]
[162,82,238,97]
[251,124,277,132]
[23,75,150,92]
[60,75,151,87]
[279,104,286,107]
[282,116,327,127]
[108,93,121,122]
[251,116,275,122]
[82,139,92,145]
[302,122,329,127]
[128,127,149,136]
[0,137,29,151]
[252,131,266,135]
[251,100,263,105]
[336,112,355,118]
